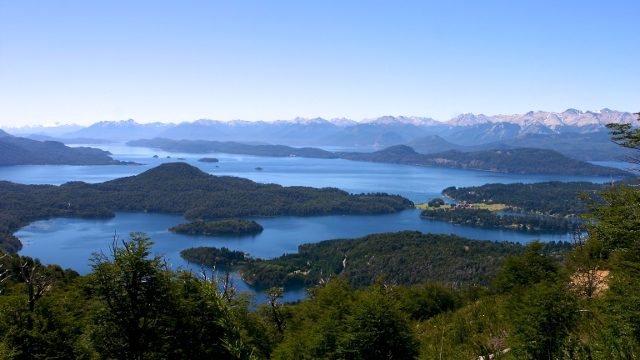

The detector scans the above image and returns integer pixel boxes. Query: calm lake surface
[3,142,625,301]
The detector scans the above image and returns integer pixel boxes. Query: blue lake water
[2,142,627,301]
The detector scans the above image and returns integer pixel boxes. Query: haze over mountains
[3,109,638,161]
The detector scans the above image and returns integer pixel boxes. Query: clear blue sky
[1,0,638,127]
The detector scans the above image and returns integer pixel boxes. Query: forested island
[420,208,581,231]
[0,135,136,166]
[197,157,219,162]
[181,231,572,288]
[169,219,263,235]
[440,181,640,217]
[126,137,633,177]
[0,162,412,253]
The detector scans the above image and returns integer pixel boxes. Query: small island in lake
[197,157,219,163]
[180,246,248,266]
[255,167,263,171]
[169,219,264,235]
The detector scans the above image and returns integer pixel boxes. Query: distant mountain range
[3,109,638,161]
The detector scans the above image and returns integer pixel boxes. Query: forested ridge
[0,162,413,253]
[339,145,633,177]
[0,136,135,166]
[420,208,581,231]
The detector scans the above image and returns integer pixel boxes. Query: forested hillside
[0,163,412,253]
[0,136,133,166]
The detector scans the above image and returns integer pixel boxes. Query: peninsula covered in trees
[169,219,263,235]
[420,208,580,231]
[440,181,640,217]
[0,135,136,166]
[180,231,571,288]
[0,162,413,253]
[126,137,633,177]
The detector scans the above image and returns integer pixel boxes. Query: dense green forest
[420,208,581,231]
[125,137,633,177]
[441,181,640,217]
[127,138,339,158]
[0,136,135,166]
[0,162,412,253]
[180,232,571,288]
[340,145,633,177]
[169,219,263,235]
